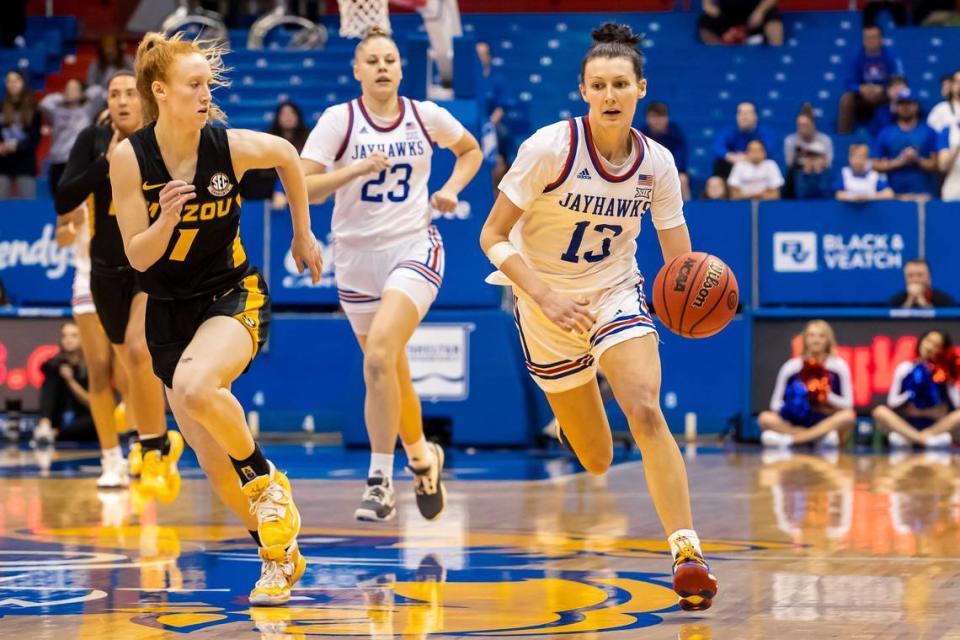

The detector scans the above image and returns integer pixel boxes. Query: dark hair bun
[591,23,641,47]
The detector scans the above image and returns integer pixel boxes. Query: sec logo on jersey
[208,172,232,197]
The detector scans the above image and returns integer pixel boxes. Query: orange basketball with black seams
[652,251,739,338]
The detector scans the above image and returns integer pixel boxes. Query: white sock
[103,446,123,462]
[369,453,395,482]
[668,529,703,561]
[402,435,434,471]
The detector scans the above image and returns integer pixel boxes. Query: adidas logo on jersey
[576,168,592,180]
[359,125,369,134]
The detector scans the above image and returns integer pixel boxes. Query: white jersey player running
[302,27,482,523]
[480,23,718,612]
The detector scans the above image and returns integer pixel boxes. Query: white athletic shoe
[818,431,840,448]
[97,455,130,489]
[924,432,952,449]
[888,432,911,449]
[30,421,55,446]
[761,430,793,447]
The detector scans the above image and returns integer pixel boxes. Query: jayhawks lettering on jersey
[127,122,248,300]
[301,97,464,249]
[498,116,685,293]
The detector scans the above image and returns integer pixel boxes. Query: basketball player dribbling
[109,33,323,605]
[300,27,482,523]
[479,23,719,611]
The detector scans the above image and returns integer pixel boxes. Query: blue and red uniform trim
[581,115,645,183]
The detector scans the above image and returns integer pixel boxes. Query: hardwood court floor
[0,443,958,639]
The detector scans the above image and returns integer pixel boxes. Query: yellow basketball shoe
[242,462,302,553]
[249,542,306,606]
[140,431,184,503]
[128,441,143,478]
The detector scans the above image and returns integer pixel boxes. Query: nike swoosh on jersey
[142,181,166,190]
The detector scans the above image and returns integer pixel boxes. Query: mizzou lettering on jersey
[127,122,250,300]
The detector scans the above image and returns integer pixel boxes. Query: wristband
[486,241,520,269]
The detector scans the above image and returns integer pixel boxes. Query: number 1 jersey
[301,96,464,250]
[498,116,686,293]
[127,122,248,300]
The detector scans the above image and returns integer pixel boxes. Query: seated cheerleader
[872,330,960,449]
[759,320,856,447]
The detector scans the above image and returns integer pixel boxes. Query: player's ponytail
[581,22,645,81]
[134,31,229,124]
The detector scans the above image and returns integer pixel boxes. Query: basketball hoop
[336,0,392,38]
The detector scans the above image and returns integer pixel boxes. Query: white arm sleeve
[300,103,350,167]
[887,362,915,408]
[826,356,854,410]
[769,358,801,412]
[649,140,686,231]
[497,122,568,211]
[415,100,466,149]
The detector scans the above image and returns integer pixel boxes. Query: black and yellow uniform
[56,123,141,344]
[127,122,269,388]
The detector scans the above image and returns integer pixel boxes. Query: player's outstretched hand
[292,231,323,284]
[538,292,596,334]
[158,180,195,223]
[430,189,458,213]
[358,151,390,176]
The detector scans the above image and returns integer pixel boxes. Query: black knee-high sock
[140,433,170,456]
[230,443,270,484]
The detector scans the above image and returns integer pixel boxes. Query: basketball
[652,252,739,338]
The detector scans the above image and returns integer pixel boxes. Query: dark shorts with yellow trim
[145,268,270,389]
[90,266,142,344]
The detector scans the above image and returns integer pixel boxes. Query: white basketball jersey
[501,117,685,293]
[327,97,435,249]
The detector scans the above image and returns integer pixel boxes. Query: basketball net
[337,0,392,38]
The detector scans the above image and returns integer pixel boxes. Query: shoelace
[673,537,707,569]
[249,482,289,522]
[363,484,389,503]
[256,558,291,589]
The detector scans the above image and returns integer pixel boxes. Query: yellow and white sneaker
[249,542,306,606]
[242,462,302,553]
[128,441,142,478]
[140,431,184,504]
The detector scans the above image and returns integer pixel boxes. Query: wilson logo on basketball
[208,172,232,197]
[691,261,724,309]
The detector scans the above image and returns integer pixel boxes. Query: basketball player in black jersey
[109,33,323,606]
[56,70,182,497]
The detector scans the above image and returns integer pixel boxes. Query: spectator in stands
[937,106,960,201]
[835,143,894,201]
[39,79,105,196]
[641,101,690,200]
[784,106,834,170]
[793,142,834,200]
[270,101,309,208]
[872,329,959,449]
[702,175,729,200]
[476,41,515,186]
[759,320,855,448]
[783,104,833,198]
[698,0,784,46]
[867,74,908,137]
[928,69,959,134]
[0,70,41,199]
[890,258,955,308]
[862,0,911,26]
[727,139,783,200]
[872,89,938,199]
[85,36,133,90]
[838,25,904,134]
[713,101,775,178]
[29,322,95,445]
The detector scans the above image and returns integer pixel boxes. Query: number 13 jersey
[498,116,685,294]
[127,122,248,300]
[301,97,464,250]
